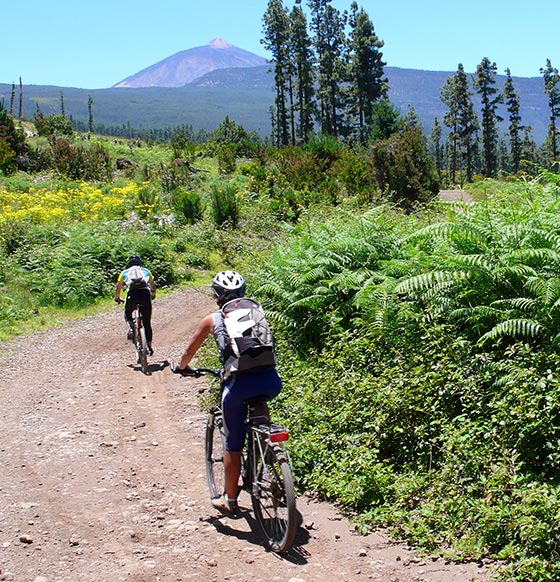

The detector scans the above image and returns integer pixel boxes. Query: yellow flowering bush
[0,181,143,227]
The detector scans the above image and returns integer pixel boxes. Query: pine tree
[430,118,444,176]
[540,58,560,169]
[441,64,479,183]
[520,126,538,167]
[503,68,523,174]
[9,83,15,116]
[290,1,315,142]
[441,74,460,183]
[263,0,292,146]
[307,0,347,137]
[18,77,23,120]
[347,1,387,144]
[88,95,94,134]
[474,57,502,177]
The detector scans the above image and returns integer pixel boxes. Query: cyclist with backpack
[173,270,282,515]
[114,255,156,355]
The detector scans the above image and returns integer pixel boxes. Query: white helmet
[211,270,246,301]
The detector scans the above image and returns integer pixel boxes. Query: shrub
[173,189,204,224]
[0,140,16,176]
[368,127,440,207]
[217,145,236,174]
[209,183,239,227]
[35,113,73,137]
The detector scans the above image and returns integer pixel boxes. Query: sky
[2,0,558,89]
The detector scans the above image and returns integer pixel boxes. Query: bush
[173,189,204,224]
[368,127,440,207]
[217,145,236,174]
[34,113,73,137]
[0,140,16,176]
[209,183,239,227]
[50,138,112,181]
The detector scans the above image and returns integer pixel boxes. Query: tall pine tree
[263,0,292,146]
[307,0,347,137]
[474,57,501,177]
[503,68,523,174]
[441,64,478,183]
[540,58,560,169]
[290,1,315,142]
[347,1,387,144]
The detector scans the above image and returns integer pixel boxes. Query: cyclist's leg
[123,295,134,339]
[140,298,153,343]
[219,369,282,508]
[219,376,247,508]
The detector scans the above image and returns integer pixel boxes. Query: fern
[395,270,467,295]
[479,318,545,344]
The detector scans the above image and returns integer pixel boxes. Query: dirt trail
[0,289,492,582]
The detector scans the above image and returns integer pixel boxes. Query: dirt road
[0,289,492,582]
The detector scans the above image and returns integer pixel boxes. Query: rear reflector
[270,431,290,442]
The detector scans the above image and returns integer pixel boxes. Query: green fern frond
[491,297,538,313]
[451,254,496,271]
[395,270,467,295]
[399,222,482,247]
[265,310,298,329]
[449,305,503,321]
[525,276,560,306]
[479,318,544,344]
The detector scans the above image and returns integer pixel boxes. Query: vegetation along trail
[0,289,491,582]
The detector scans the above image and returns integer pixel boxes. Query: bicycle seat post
[247,398,270,425]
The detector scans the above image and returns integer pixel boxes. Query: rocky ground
[0,289,493,582]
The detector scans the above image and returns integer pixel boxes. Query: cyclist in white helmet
[174,270,282,515]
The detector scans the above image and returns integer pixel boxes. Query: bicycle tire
[205,410,226,500]
[251,441,297,553]
[136,326,149,374]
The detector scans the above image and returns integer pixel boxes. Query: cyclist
[114,255,156,356]
[174,270,282,515]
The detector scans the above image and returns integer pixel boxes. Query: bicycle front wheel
[251,442,297,553]
[205,410,226,500]
[136,326,148,374]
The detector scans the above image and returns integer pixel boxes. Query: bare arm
[114,280,125,302]
[178,314,214,369]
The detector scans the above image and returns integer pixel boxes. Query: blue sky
[2,0,558,89]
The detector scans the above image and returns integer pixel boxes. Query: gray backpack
[127,265,149,290]
[220,298,276,374]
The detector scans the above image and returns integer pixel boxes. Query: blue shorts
[221,367,282,452]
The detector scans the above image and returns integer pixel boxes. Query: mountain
[113,38,268,88]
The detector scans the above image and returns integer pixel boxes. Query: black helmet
[127,255,142,267]
[211,270,246,304]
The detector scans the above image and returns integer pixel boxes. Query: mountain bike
[131,304,149,374]
[172,365,297,553]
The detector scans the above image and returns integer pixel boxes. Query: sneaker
[211,495,239,515]
[127,328,134,341]
[148,347,154,356]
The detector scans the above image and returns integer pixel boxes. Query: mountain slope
[113,38,267,88]
[0,68,548,143]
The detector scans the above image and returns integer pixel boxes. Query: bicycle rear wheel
[136,326,148,374]
[205,410,226,499]
[251,441,297,553]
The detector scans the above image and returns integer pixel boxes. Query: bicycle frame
[245,421,290,491]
